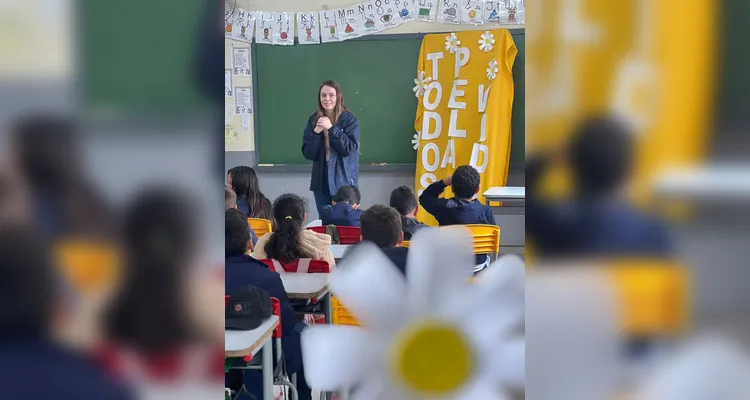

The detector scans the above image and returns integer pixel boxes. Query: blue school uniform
[320,203,363,227]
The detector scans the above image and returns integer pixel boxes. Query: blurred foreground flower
[637,336,750,400]
[302,229,525,400]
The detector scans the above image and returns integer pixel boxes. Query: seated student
[320,185,363,227]
[359,204,408,275]
[389,186,427,240]
[224,210,311,400]
[419,165,496,226]
[253,193,336,267]
[227,166,274,227]
[526,115,672,258]
[419,165,495,269]
[0,225,133,399]
[225,186,258,247]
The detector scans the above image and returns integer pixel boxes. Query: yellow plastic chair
[331,296,360,327]
[444,224,501,256]
[400,241,410,248]
[55,241,120,295]
[606,259,690,337]
[248,218,273,237]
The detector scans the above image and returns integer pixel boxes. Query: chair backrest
[270,297,281,339]
[259,258,331,273]
[336,226,361,244]
[445,224,500,254]
[400,241,410,248]
[606,259,690,337]
[306,226,361,244]
[55,241,120,295]
[248,218,273,237]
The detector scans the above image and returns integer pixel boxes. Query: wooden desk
[225,315,279,358]
[225,315,279,400]
[280,273,329,299]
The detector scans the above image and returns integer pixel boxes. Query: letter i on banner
[319,10,341,43]
[460,0,484,25]
[255,12,274,44]
[272,12,294,45]
[484,0,501,24]
[298,12,321,44]
[438,0,460,24]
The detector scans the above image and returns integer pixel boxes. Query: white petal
[350,375,418,400]
[488,337,525,389]
[406,228,474,313]
[453,380,509,400]
[301,325,383,391]
[448,255,525,347]
[331,242,410,331]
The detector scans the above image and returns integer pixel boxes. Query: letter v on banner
[413,29,518,226]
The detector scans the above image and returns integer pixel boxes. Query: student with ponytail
[252,194,336,267]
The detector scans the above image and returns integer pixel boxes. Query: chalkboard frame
[250,29,525,172]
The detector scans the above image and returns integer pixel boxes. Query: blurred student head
[104,187,198,354]
[360,205,403,248]
[333,185,361,208]
[0,224,58,340]
[389,186,419,217]
[265,194,307,263]
[227,166,273,221]
[452,165,481,199]
[568,115,633,197]
[225,208,251,257]
[224,186,237,211]
[7,114,111,238]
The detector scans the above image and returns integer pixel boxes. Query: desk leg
[262,340,273,400]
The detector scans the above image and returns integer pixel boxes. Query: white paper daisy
[445,32,461,54]
[486,58,499,81]
[413,71,432,98]
[478,31,495,52]
[411,132,420,150]
[301,228,525,400]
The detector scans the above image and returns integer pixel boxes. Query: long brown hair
[317,80,349,125]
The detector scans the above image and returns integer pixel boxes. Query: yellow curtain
[414,29,518,226]
[526,0,716,208]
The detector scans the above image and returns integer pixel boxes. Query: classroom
[223,0,525,398]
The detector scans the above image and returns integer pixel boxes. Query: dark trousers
[313,191,333,221]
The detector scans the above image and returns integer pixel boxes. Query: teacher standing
[302,80,360,218]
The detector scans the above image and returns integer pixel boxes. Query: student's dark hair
[452,165,481,199]
[225,186,238,211]
[105,187,197,354]
[264,194,307,263]
[317,80,350,125]
[227,166,273,221]
[361,205,402,248]
[226,208,250,257]
[0,225,57,340]
[389,186,418,216]
[334,185,361,205]
[10,114,112,237]
[569,115,633,196]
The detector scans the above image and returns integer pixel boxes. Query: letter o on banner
[421,142,441,172]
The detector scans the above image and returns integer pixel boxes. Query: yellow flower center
[391,320,475,395]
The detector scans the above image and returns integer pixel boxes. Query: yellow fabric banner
[413,29,518,226]
[526,0,715,207]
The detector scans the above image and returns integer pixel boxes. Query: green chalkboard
[82,0,210,115]
[255,31,525,167]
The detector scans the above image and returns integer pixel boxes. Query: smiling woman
[301,80,361,218]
